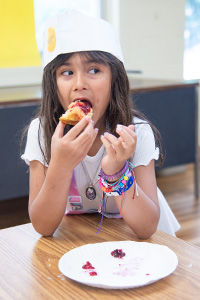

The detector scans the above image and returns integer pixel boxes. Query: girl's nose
[73,72,87,91]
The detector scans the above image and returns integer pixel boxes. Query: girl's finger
[69,126,98,158]
[116,125,136,147]
[75,119,95,145]
[104,132,131,158]
[53,121,66,138]
[62,116,93,140]
[128,124,135,131]
[101,134,117,156]
[117,124,135,137]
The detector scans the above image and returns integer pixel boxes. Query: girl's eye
[62,70,73,76]
[89,68,99,74]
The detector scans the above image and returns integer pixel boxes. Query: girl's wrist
[48,159,74,178]
[98,161,137,216]
[100,161,128,182]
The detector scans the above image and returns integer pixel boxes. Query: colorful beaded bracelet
[96,162,137,234]
[99,169,132,194]
[99,168,133,196]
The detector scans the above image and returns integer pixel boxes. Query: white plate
[58,241,178,289]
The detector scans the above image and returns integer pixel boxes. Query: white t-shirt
[21,117,180,235]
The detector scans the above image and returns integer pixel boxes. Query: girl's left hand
[101,124,137,175]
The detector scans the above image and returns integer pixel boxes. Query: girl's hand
[50,117,98,172]
[101,124,136,175]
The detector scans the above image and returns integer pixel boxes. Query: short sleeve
[21,118,48,167]
[131,118,159,167]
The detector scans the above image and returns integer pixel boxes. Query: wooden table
[0,215,200,300]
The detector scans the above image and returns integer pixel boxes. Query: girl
[22,10,180,237]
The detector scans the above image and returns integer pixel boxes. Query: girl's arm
[29,117,97,236]
[101,125,160,239]
[114,160,159,239]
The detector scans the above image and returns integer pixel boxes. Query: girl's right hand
[50,116,97,172]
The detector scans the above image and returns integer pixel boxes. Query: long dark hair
[22,51,163,166]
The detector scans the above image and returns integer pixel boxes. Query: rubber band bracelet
[100,169,132,189]
[99,161,129,182]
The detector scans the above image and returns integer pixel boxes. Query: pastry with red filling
[59,100,93,125]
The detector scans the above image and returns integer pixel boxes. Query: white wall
[0,66,42,88]
[103,0,199,145]
[118,0,185,80]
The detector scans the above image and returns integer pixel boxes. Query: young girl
[22,10,180,237]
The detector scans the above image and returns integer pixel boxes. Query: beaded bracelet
[99,169,133,196]
[96,162,138,234]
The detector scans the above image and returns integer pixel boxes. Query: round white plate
[58,241,178,289]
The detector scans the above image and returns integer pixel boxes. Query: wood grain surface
[0,214,200,300]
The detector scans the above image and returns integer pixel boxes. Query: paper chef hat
[42,10,124,68]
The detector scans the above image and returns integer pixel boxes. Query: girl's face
[56,53,112,129]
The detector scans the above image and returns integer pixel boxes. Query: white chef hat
[42,10,124,68]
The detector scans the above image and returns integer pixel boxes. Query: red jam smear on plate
[89,271,98,276]
[82,261,98,276]
[111,249,126,258]
[82,261,95,269]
